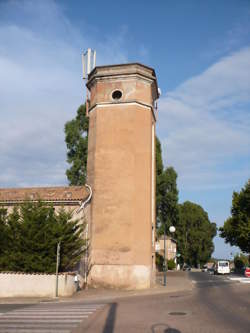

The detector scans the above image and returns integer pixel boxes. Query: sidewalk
[0,271,193,304]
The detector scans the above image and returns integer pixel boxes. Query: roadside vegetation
[220,180,250,264]
[234,253,249,273]
[0,201,85,273]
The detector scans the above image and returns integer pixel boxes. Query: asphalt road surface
[0,272,249,333]
[82,272,250,333]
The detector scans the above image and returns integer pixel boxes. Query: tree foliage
[0,202,85,273]
[156,136,164,215]
[155,138,179,236]
[155,253,176,271]
[0,208,9,269]
[157,167,179,235]
[65,104,89,185]
[177,201,217,267]
[234,253,249,270]
[219,180,250,254]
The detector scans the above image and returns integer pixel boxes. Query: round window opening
[112,90,122,100]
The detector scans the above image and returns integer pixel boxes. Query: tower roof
[87,63,159,99]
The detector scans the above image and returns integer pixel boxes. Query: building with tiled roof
[0,186,89,205]
[0,185,91,217]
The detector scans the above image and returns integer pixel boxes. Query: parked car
[244,267,250,278]
[202,265,208,272]
[183,265,191,271]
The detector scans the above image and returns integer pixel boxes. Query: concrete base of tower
[88,264,152,290]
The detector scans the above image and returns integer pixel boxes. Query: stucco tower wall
[86,63,158,290]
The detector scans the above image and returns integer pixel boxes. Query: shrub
[234,254,249,272]
[167,259,176,270]
[156,253,164,271]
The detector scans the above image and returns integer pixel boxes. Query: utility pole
[163,223,167,286]
[55,241,61,297]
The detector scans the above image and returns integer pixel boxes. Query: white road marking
[0,302,105,332]
[0,330,71,333]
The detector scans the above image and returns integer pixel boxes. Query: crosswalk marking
[2,312,93,320]
[0,302,105,332]
[0,331,71,333]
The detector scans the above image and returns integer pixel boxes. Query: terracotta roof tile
[0,186,88,202]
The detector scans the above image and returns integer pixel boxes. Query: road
[0,272,249,333]
[82,272,250,333]
[0,301,105,333]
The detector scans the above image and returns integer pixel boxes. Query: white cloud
[158,47,250,191]
[0,0,128,187]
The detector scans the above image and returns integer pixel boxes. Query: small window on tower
[112,90,122,100]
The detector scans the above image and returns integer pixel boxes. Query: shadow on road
[102,303,117,333]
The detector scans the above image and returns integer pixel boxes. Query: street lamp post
[163,225,176,286]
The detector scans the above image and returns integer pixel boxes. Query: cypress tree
[0,201,86,273]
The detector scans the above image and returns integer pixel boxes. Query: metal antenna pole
[81,48,96,118]
[55,241,61,297]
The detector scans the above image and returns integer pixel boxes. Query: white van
[214,260,230,275]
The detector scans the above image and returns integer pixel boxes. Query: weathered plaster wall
[0,273,77,297]
[87,64,158,289]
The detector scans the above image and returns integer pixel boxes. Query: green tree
[220,180,250,255]
[234,253,249,271]
[0,208,9,270]
[177,201,217,267]
[157,167,179,235]
[65,104,89,185]
[55,208,86,271]
[156,136,164,219]
[4,207,23,271]
[0,201,86,273]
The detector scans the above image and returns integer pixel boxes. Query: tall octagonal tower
[86,63,159,289]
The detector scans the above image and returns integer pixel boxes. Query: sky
[0,0,249,259]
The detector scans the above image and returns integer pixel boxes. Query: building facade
[156,236,177,261]
[86,63,159,289]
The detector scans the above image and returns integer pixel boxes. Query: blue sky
[0,0,250,259]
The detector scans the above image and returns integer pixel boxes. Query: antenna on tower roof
[82,48,96,79]
[81,48,96,116]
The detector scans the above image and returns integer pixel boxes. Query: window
[112,90,122,100]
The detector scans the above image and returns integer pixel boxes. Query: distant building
[156,236,177,262]
[0,186,89,215]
